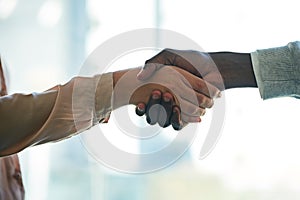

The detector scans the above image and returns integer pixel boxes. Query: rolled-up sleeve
[0,73,113,156]
[251,41,300,99]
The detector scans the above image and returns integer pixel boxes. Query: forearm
[0,90,57,155]
[209,41,300,100]
[0,73,113,156]
[209,52,257,89]
[0,68,146,156]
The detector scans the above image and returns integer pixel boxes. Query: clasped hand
[133,49,224,130]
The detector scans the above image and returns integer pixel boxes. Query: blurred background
[1,0,300,199]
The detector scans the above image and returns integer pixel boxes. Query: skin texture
[0,50,256,198]
[208,52,257,89]
[136,49,257,130]
[0,66,218,200]
[135,49,223,129]
[0,65,218,155]
[113,66,220,129]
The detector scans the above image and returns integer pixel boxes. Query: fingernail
[191,117,201,122]
[152,94,159,99]
[137,103,145,112]
[217,91,222,98]
[173,107,179,113]
[152,90,161,99]
[163,93,172,102]
[172,121,183,131]
[136,103,145,116]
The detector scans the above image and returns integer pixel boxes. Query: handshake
[112,49,225,130]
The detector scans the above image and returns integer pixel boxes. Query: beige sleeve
[0,73,113,156]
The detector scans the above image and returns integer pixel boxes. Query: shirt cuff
[251,41,300,99]
[94,72,113,123]
[33,72,114,145]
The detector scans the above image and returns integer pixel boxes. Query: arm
[210,41,300,99]
[0,66,213,156]
[0,91,58,154]
[0,76,103,156]
[208,52,257,89]
[137,41,300,127]
[138,41,300,98]
[211,41,300,98]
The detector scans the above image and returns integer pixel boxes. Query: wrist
[112,67,175,108]
[112,68,146,108]
[209,52,257,89]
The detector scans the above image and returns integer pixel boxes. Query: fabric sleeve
[251,41,300,99]
[0,73,113,156]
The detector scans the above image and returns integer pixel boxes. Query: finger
[192,92,214,109]
[135,103,146,116]
[175,82,214,109]
[178,97,207,116]
[171,107,197,130]
[179,69,221,98]
[195,79,222,99]
[146,90,162,125]
[157,92,173,128]
[137,48,176,80]
[181,113,201,123]
[171,106,184,131]
[204,72,225,92]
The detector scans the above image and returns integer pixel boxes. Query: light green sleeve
[251,41,300,99]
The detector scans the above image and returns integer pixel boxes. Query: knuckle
[200,108,206,116]
[207,98,214,108]
[163,48,172,53]
[197,80,204,89]
[199,97,213,108]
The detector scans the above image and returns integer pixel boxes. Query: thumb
[137,63,158,80]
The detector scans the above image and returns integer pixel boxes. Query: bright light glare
[0,0,17,19]
[37,1,62,28]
